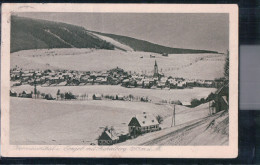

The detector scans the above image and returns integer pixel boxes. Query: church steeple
[154,60,158,77]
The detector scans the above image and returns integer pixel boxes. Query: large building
[128,112,160,137]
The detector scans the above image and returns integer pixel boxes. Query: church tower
[154,60,158,77]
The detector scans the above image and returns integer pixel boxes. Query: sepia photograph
[1,4,238,158]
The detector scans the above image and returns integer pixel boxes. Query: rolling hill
[91,31,218,54]
[11,16,115,52]
[11,16,218,54]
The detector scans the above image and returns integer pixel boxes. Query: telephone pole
[171,104,176,127]
[209,101,211,115]
[33,73,37,99]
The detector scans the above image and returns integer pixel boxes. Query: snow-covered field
[11,85,217,103]
[10,97,212,145]
[11,48,226,80]
[10,47,226,145]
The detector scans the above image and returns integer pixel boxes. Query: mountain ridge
[11,15,218,54]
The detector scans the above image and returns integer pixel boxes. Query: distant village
[10,60,229,146]
[10,60,222,89]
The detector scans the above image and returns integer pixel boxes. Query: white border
[1,3,239,158]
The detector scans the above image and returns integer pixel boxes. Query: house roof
[182,101,191,106]
[129,113,159,127]
[10,89,17,93]
[215,83,229,95]
[94,94,101,97]
[98,129,119,141]
[222,96,229,105]
[23,90,32,94]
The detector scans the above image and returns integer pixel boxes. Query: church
[153,60,163,78]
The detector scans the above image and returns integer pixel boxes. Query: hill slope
[91,31,219,54]
[11,16,115,52]
[11,16,218,54]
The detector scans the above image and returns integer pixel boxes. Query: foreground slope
[10,98,219,145]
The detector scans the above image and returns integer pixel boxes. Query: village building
[177,81,186,89]
[182,101,191,106]
[93,94,102,100]
[11,81,22,86]
[117,94,124,100]
[98,128,119,145]
[10,89,17,97]
[122,79,130,86]
[20,90,32,98]
[128,112,160,137]
[162,53,168,57]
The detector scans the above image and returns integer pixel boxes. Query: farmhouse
[98,129,119,145]
[128,112,159,137]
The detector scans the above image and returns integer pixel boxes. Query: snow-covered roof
[94,94,101,97]
[131,113,159,127]
[182,101,191,106]
[99,129,119,141]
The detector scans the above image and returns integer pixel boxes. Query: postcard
[1,3,238,158]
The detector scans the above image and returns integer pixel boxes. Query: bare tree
[156,115,164,124]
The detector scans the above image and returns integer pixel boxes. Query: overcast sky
[16,12,229,53]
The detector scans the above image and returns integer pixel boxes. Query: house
[214,84,229,113]
[117,94,124,100]
[93,94,102,100]
[12,70,21,76]
[11,81,21,86]
[162,53,168,57]
[168,78,177,86]
[204,80,214,87]
[157,77,167,88]
[182,101,191,106]
[142,78,151,88]
[128,112,160,137]
[177,81,186,89]
[186,79,195,87]
[20,90,32,98]
[98,128,119,145]
[21,73,34,80]
[10,89,17,97]
[95,77,105,84]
